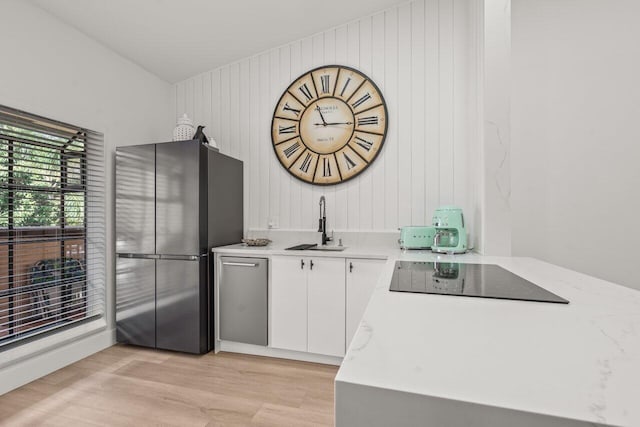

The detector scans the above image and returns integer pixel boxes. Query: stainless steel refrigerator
[115,140,242,354]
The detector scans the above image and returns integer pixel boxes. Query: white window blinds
[0,105,105,349]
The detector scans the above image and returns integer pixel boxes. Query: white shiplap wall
[174,0,479,233]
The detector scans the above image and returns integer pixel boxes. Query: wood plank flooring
[0,345,339,426]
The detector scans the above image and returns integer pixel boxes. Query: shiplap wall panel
[239,60,251,233]
[383,7,400,230]
[269,49,281,228]
[397,3,412,227]
[411,0,426,225]
[359,17,373,230]
[258,53,270,229]
[453,0,470,210]
[173,0,477,232]
[439,0,455,204]
[211,69,221,154]
[248,57,260,229]
[371,12,386,230]
[425,0,441,217]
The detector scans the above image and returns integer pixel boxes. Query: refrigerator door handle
[159,254,202,261]
[117,253,160,259]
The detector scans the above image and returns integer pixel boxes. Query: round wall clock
[271,65,388,185]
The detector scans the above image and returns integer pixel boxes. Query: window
[0,105,105,348]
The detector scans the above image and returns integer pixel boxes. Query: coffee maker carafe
[431,206,468,254]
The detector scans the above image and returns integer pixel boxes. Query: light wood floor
[0,345,339,426]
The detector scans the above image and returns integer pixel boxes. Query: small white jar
[173,113,195,141]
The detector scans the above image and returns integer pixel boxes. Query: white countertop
[212,242,396,259]
[337,252,640,427]
[212,243,640,426]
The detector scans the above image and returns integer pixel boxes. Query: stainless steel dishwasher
[219,256,268,346]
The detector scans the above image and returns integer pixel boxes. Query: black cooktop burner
[389,262,569,304]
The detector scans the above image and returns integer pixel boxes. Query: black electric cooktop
[389,262,569,304]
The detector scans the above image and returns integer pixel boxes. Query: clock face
[271,65,388,185]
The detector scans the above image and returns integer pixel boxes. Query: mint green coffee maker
[431,206,468,254]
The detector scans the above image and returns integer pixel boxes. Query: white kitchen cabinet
[307,257,346,357]
[270,255,345,357]
[271,256,308,352]
[346,258,386,348]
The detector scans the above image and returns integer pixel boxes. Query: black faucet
[318,196,332,245]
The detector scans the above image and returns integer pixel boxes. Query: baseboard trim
[219,340,343,366]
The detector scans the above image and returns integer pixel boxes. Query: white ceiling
[32,0,406,83]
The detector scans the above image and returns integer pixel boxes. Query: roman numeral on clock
[299,83,314,101]
[343,153,357,170]
[357,116,378,126]
[354,136,373,151]
[283,141,301,158]
[299,153,313,173]
[321,75,330,94]
[340,77,351,97]
[351,92,371,108]
[322,158,331,177]
[283,102,301,116]
[278,124,296,134]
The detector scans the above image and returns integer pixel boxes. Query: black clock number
[351,92,371,109]
[343,153,357,170]
[358,116,378,126]
[283,102,301,116]
[283,141,301,158]
[279,125,297,134]
[300,153,313,173]
[322,158,332,177]
[340,77,352,97]
[299,83,314,102]
[354,136,373,151]
[321,75,330,94]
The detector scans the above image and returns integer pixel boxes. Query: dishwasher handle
[222,261,258,267]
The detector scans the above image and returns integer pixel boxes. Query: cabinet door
[307,257,346,357]
[271,256,308,352]
[346,258,386,348]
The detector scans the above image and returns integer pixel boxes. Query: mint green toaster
[399,226,436,249]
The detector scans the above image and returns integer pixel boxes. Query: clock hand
[315,105,328,126]
[313,121,354,126]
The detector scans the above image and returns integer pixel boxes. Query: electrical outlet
[268,216,279,229]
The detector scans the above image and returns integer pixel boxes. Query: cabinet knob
[310,260,314,270]
[349,262,353,273]
[301,259,305,269]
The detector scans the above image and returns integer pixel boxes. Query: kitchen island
[336,252,640,427]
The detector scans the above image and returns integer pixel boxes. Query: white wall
[511,0,640,290]
[0,0,172,392]
[174,0,481,239]
[480,0,511,256]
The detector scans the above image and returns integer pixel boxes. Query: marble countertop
[336,252,640,427]
[212,242,397,259]
[212,242,640,425]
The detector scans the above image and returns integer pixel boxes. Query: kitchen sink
[308,246,347,252]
